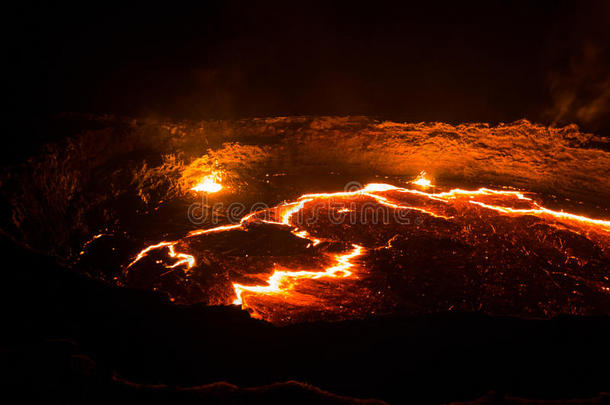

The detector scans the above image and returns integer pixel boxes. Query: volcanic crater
[4,115,609,325]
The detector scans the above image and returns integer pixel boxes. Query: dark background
[5,1,610,147]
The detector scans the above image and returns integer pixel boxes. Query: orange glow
[469,201,610,231]
[167,244,196,269]
[232,244,364,306]
[412,171,432,188]
[125,241,195,271]
[186,224,242,237]
[191,172,223,193]
[79,233,107,255]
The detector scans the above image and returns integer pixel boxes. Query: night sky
[7,1,610,136]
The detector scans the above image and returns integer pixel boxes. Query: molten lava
[191,172,223,193]
[120,173,610,324]
[411,171,432,188]
[232,244,364,306]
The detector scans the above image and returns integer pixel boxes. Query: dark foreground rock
[2,234,609,404]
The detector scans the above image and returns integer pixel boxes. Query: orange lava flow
[79,233,108,255]
[123,173,610,311]
[125,241,196,271]
[232,244,364,306]
[468,201,610,231]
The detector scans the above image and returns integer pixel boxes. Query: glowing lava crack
[232,244,364,306]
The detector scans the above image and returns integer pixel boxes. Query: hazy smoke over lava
[547,42,610,131]
[544,2,610,133]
